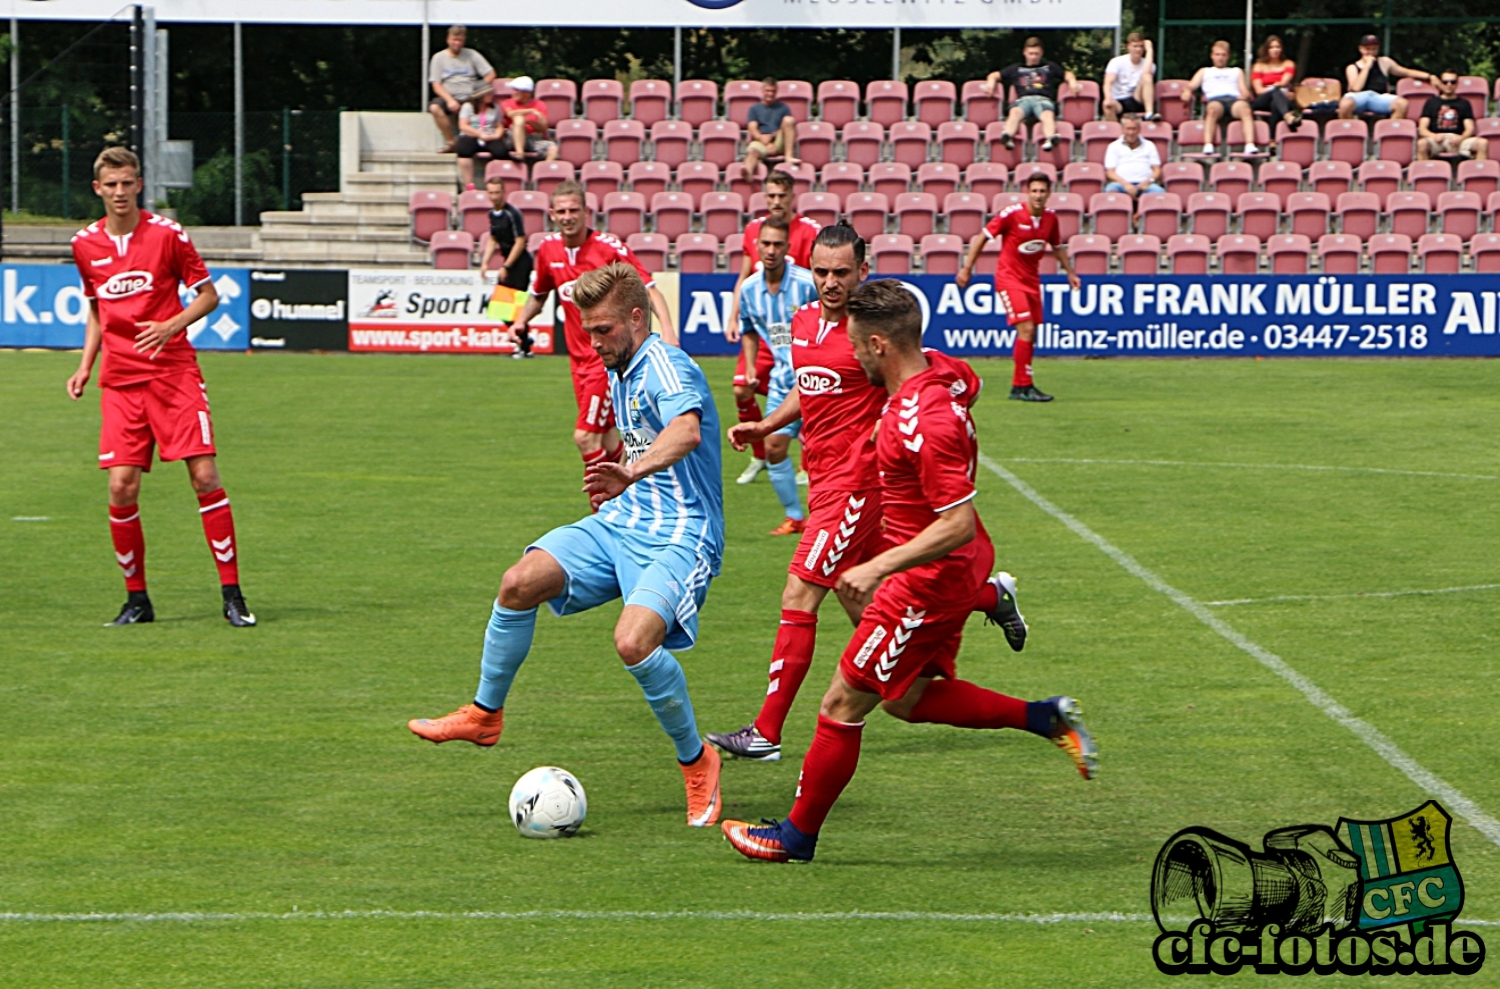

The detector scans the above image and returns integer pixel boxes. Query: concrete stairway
[4,225,263,265]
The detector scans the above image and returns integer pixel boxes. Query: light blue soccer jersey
[599,335,725,574]
[738,262,817,400]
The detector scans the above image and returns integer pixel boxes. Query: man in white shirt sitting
[1104,33,1158,122]
[1103,114,1164,200]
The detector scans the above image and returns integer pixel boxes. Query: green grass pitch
[3,349,1500,987]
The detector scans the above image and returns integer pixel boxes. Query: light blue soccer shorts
[767,373,801,439]
[529,513,714,651]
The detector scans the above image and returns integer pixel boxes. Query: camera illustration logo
[1152,802,1486,975]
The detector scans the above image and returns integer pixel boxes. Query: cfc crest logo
[98,269,154,299]
[797,366,842,395]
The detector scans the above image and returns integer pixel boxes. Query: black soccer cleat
[707,724,782,762]
[222,584,257,627]
[1009,384,1054,403]
[106,592,154,626]
[983,571,1028,652]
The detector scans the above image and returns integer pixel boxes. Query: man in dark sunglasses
[1418,73,1490,161]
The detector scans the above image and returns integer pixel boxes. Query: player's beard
[599,335,637,372]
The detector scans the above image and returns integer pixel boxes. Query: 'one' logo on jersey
[797,365,842,395]
[1019,239,1049,255]
[99,269,154,299]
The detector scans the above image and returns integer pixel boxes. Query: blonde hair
[572,262,651,330]
[93,146,140,180]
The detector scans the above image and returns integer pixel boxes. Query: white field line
[1004,457,1498,483]
[979,454,1500,849]
[1206,584,1500,607]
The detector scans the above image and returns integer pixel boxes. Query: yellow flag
[487,284,529,323]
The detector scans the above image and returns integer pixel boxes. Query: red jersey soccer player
[506,180,674,471]
[65,146,254,627]
[726,170,821,485]
[723,280,1098,864]
[707,226,1028,764]
[956,173,1081,403]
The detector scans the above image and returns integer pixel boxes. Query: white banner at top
[4,0,1121,29]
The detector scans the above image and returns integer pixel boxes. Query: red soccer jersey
[531,230,655,364]
[71,211,212,389]
[743,213,821,269]
[789,301,884,493]
[984,204,1060,288]
[876,355,994,613]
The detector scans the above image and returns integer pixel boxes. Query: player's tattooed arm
[727,385,800,449]
[835,501,977,610]
[584,411,702,508]
[66,301,104,399]
[135,280,219,358]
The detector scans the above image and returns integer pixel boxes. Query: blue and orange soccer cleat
[1046,695,1098,780]
[722,817,816,863]
[408,704,505,746]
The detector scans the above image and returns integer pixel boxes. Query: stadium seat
[794,121,837,169]
[1275,121,1317,169]
[1187,192,1232,240]
[603,119,645,165]
[526,230,551,256]
[1176,121,1210,156]
[1456,76,1489,120]
[1309,160,1354,199]
[961,80,1002,129]
[1324,119,1369,166]
[797,191,841,228]
[409,190,453,244]
[701,192,744,241]
[1418,233,1463,273]
[484,159,528,189]
[1013,162,1058,190]
[943,192,987,240]
[1472,232,1500,273]
[1061,80,1101,129]
[580,160,623,200]
[920,233,964,274]
[822,163,864,200]
[602,191,646,237]
[555,119,598,169]
[429,230,474,269]
[1396,77,1438,102]
[1138,192,1182,240]
[1063,161,1106,201]
[627,160,671,201]
[1268,233,1312,273]
[1458,159,1500,200]
[871,233,915,273]
[894,192,938,239]
[1209,161,1254,201]
[779,81,814,121]
[992,192,1027,213]
[1287,192,1332,239]
[698,121,741,170]
[817,80,861,129]
[530,160,575,198]
[507,190,548,234]
[1238,193,1280,240]
[1224,120,1272,155]
[1161,161,1205,200]
[1088,192,1133,241]
[536,79,577,125]
[1479,118,1500,142]
[1216,234,1261,274]
[1156,79,1194,127]
[846,192,890,242]
[1068,234,1112,274]
[1082,121,1122,164]
[1373,119,1418,166]
[676,161,719,208]
[890,122,932,168]
[1118,234,1161,274]
[1049,192,1084,240]
[1335,191,1380,241]
[582,79,624,127]
[724,162,766,200]
[1387,191,1431,239]
[649,191,692,240]
[980,122,1022,170]
[843,121,885,169]
[1438,191,1482,242]
[1032,121,1075,168]
[869,162,913,200]
[724,80,763,125]
[649,120,692,169]
[626,232,669,272]
[747,192,768,218]
[456,189,491,240]
[1317,233,1363,274]
[965,163,1009,201]
[1407,160,1452,200]
[915,81,957,127]
[937,121,980,167]
[1139,119,1173,163]
[629,79,672,127]
[774,160,815,196]
[676,79,719,128]
[1369,233,1413,274]
[917,162,961,200]
[1167,234,1210,274]
[675,233,719,273]
[724,233,745,275]
[867,80,909,128]
[977,234,1001,271]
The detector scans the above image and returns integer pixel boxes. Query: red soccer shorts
[790,488,886,589]
[98,370,216,471]
[839,581,966,701]
[571,357,615,434]
[996,282,1043,327]
[731,343,774,396]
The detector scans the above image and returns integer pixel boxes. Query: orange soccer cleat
[681,744,722,826]
[769,517,806,536]
[1045,695,1098,780]
[408,704,505,746]
[722,817,817,863]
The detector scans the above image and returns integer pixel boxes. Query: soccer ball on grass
[508,766,587,838]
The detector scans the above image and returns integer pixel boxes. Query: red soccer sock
[787,714,864,836]
[905,679,1029,730]
[196,488,240,586]
[736,395,767,461]
[108,502,147,592]
[753,609,818,746]
[974,581,998,614]
[1012,336,1035,387]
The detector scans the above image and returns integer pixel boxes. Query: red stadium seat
[1268,233,1312,273]
[1418,233,1462,273]
[920,234,964,274]
[1176,121,1210,155]
[698,121,741,169]
[1237,193,1280,240]
[866,80,908,128]
[676,79,719,128]
[1387,191,1431,239]
[871,233,915,273]
[1049,192,1084,241]
[1224,120,1272,154]
[778,81,814,121]
[626,232,669,272]
[794,121,836,169]
[817,80,861,129]
[846,192,889,242]
[843,122,885,169]
[1407,160,1452,200]
[961,80,1002,129]
[893,192,937,239]
[890,122,932,168]
[602,191,646,238]
[1488,190,1500,224]
[1156,79,1193,127]
[1287,192,1332,239]
[1437,191,1482,242]
[943,192,987,240]
[1068,234,1112,274]
[1309,160,1354,199]
[1209,161,1253,201]
[1472,232,1500,273]
[484,159,527,189]
[726,235,745,275]
[629,79,672,127]
[774,160,815,196]
[937,121,980,167]
[1317,234,1363,274]
[1013,162,1058,190]
[1373,119,1418,166]
[675,233,719,273]
[1216,234,1261,274]
[1138,192,1182,240]
[649,120,692,169]
[724,80,763,125]
[1335,191,1380,241]
[526,230,551,256]
[582,79,623,127]
[429,230,473,269]
[603,119,645,165]
[992,192,1026,213]
[1082,121,1122,164]
[1061,80,1101,129]
[1161,161,1204,200]
[1088,192,1133,241]
[822,163,864,201]
[977,234,1001,271]
[649,191,692,240]
[507,190,548,235]
[555,119,598,169]
[456,189,490,240]
[409,190,452,244]
[724,162,766,200]
[701,192,744,241]
[676,162,719,208]
[1064,161,1107,201]
[1118,234,1161,274]
[1324,119,1369,166]
[1456,77,1489,120]
[1396,77,1438,102]
[536,79,577,125]
[580,160,623,200]
[1032,122,1075,168]
[1275,121,1317,169]
[530,160,575,198]
[1369,233,1413,274]
[1458,159,1500,200]
[1141,119,1173,163]
[915,81,957,127]
[1478,117,1500,142]
[917,162,961,200]
[1167,234,1210,274]
[965,163,1009,201]
[1186,192,1232,240]
[869,162,913,201]
[628,161,671,201]
[747,192,768,218]
[797,192,841,229]
[984,122,1024,170]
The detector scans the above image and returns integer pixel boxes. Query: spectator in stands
[1103,33,1158,123]
[1103,114,1164,199]
[496,77,559,163]
[429,26,497,153]
[1418,71,1489,161]
[454,88,503,189]
[986,37,1077,153]
[1249,35,1302,131]
[1337,34,1432,120]
[743,78,799,175]
[479,175,536,357]
[1184,41,1259,156]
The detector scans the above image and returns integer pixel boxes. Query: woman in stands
[1184,40,1259,156]
[455,87,502,190]
[1250,36,1302,133]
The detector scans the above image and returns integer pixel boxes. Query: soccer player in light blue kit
[410,262,725,827]
[738,214,818,535]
